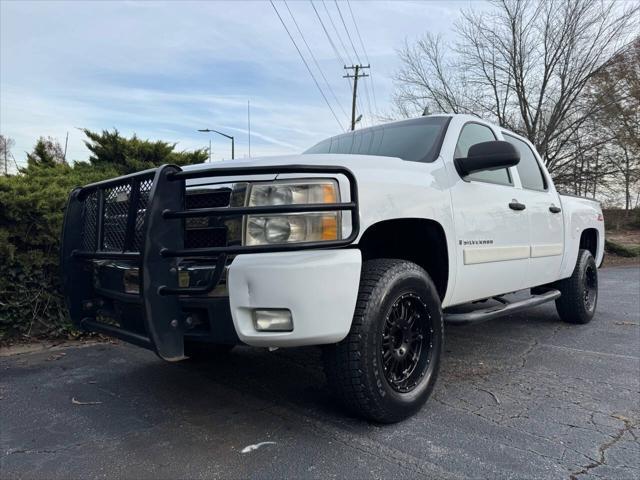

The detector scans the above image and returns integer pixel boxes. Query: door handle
[549,205,562,213]
[509,200,526,211]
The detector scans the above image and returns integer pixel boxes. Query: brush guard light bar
[60,164,359,361]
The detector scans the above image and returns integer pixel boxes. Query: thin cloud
[1,0,474,164]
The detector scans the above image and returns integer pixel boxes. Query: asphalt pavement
[1,266,639,479]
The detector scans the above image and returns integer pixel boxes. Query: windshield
[303,116,450,163]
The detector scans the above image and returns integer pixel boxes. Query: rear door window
[503,133,547,191]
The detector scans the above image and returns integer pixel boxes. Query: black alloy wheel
[381,293,434,393]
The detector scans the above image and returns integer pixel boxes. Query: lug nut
[170,319,178,328]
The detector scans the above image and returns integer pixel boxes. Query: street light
[197,128,235,160]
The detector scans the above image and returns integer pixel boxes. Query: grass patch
[605,240,640,257]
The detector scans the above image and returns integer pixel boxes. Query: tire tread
[555,249,597,324]
[323,259,442,423]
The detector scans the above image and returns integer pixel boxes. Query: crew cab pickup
[61,114,604,422]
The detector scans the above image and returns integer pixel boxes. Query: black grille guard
[61,164,360,361]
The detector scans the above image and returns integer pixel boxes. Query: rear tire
[555,249,598,324]
[323,259,443,423]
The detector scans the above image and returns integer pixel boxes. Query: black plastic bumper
[60,163,359,361]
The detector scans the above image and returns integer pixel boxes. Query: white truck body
[180,114,603,347]
[62,113,605,422]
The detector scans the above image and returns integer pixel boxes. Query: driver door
[447,122,530,306]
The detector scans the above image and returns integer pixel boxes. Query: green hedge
[0,131,208,342]
[0,162,119,340]
[605,239,640,257]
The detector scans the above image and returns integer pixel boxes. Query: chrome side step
[444,289,561,325]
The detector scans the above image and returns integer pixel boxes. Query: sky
[0,0,482,167]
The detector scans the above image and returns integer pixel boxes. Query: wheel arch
[579,228,599,259]
[357,218,450,300]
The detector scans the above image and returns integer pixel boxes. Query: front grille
[184,188,232,249]
[185,189,231,209]
[184,227,228,249]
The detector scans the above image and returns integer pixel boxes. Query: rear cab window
[303,116,451,163]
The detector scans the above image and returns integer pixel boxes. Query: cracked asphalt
[1,266,639,479]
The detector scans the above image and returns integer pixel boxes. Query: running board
[444,289,561,325]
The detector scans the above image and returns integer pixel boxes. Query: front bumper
[60,164,360,361]
[228,249,361,347]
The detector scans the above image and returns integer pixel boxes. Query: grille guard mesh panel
[103,183,131,251]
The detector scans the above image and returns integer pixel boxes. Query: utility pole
[343,64,369,131]
[63,132,69,163]
[248,100,251,157]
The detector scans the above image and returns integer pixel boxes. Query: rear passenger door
[503,133,564,287]
[447,122,531,305]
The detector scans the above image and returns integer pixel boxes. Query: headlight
[244,180,341,246]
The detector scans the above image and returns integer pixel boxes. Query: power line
[354,86,367,127]
[346,0,379,114]
[311,1,353,98]
[270,0,343,130]
[334,0,361,64]
[320,0,370,125]
[311,1,361,124]
[283,0,349,123]
[310,1,346,67]
[359,67,374,124]
[321,0,352,68]
[334,0,373,123]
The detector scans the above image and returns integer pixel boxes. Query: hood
[182,152,405,172]
[182,153,406,186]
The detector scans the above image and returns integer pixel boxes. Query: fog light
[253,309,293,332]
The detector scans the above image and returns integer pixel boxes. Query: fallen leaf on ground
[611,413,632,422]
[71,397,102,405]
[46,353,66,361]
[478,387,501,405]
[241,441,276,453]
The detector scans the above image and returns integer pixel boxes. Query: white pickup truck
[61,114,604,422]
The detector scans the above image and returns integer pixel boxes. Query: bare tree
[589,38,640,209]
[0,135,16,175]
[394,0,639,177]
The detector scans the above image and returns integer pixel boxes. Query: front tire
[323,259,443,423]
[555,249,598,324]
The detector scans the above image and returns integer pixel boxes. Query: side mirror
[455,141,520,177]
